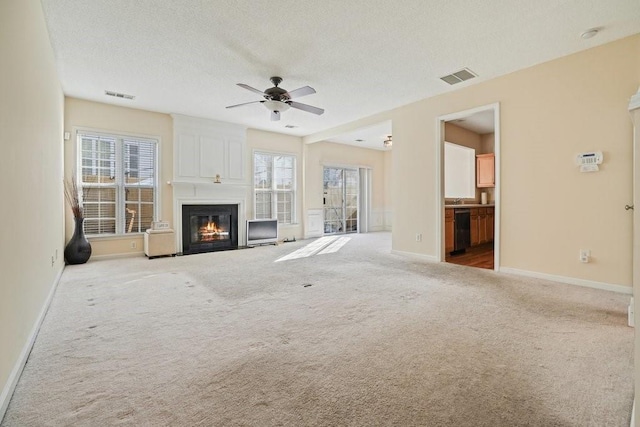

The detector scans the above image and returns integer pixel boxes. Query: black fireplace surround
[181,204,238,255]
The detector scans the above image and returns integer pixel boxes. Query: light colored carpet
[2,232,633,426]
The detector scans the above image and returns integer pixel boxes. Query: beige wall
[246,129,304,240]
[246,132,391,236]
[63,98,173,257]
[481,133,495,154]
[0,0,64,415]
[62,107,391,256]
[310,34,640,288]
[445,122,482,151]
[305,141,389,231]
[393,35,639,286]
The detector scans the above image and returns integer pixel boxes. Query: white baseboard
[388,250,631,295]
[500,267,632,295]
[391,249,439,263]
[304,232,323,239]
[90,252,145,261]
[0,266,64,422]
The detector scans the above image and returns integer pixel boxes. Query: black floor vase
[65,218,92,264]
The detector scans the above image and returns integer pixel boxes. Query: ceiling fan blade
[237,83,266,96]
[226,100,264,109]
[286,86,316,99]
[289,101,324,115]
[271,111,280,121]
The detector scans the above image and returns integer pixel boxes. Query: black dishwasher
[452,209,471,255]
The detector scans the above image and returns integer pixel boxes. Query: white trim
[390,248,630,294]
[74,127,161,236]
[629,91,640,111]
[87,233,144,241]
[436,102,501,271]
[435,119,444,261]
[500,267,632,295]
[90,252,145,260]
[1,267,64,422]
[175,197,246,251]
[391,249,439,263]
[322,165,361,235]
[252,149,298,224]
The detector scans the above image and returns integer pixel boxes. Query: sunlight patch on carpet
[318,237,351,255]
[276,236,350,262]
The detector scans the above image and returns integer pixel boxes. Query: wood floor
[445,242,494,270]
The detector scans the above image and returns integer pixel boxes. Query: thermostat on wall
[576,151,603,172]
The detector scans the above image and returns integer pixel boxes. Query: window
[254,152,296,224]
[78,131,158,235]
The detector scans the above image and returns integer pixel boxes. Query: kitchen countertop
[444,204,495,208]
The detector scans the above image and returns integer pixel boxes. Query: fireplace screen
[181,204,238,254]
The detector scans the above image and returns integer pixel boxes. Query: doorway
[323,167,359,234]
[437,103,500,271]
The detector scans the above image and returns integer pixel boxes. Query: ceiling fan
[226,76,324,121]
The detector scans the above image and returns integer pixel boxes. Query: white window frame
[253,150,297,224]
[76,129,159,236]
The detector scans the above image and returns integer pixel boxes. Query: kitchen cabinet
[477,153,495,188]
[470,208,479,246]
[447,205,495,251]
[470,207,494,245]
[445,209,454,253]
[478,207,488,243]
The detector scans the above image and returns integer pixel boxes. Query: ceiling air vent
[440,68,477,85]
[105,90,135,100]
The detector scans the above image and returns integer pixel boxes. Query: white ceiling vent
[105,90,135,100]
[440,68,477,85]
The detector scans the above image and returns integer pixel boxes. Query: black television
[246,219,278,246]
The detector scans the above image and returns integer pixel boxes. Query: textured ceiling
[41,0,640,148]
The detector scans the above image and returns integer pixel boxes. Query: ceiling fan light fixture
[383,135,393,148]
[264,100,290,113]
[228,78,323,121]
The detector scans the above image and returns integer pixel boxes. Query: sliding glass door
[323,167,359,234]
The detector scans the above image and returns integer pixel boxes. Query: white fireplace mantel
[171,114,250,251]
[173,183,249,253]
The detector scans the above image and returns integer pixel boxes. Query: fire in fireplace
[198,220,229,241]
[181,204,238,254]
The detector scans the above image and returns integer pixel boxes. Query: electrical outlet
[416,233,422,242]
[579,249,590,263]
[131,241,137,249]
[55,249,58,260]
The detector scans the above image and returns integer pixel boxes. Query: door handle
[625,204,634,211]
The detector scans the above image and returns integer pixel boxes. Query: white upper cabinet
[172,114,247,184]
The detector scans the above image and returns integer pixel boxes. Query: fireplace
[181,204,238,254]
